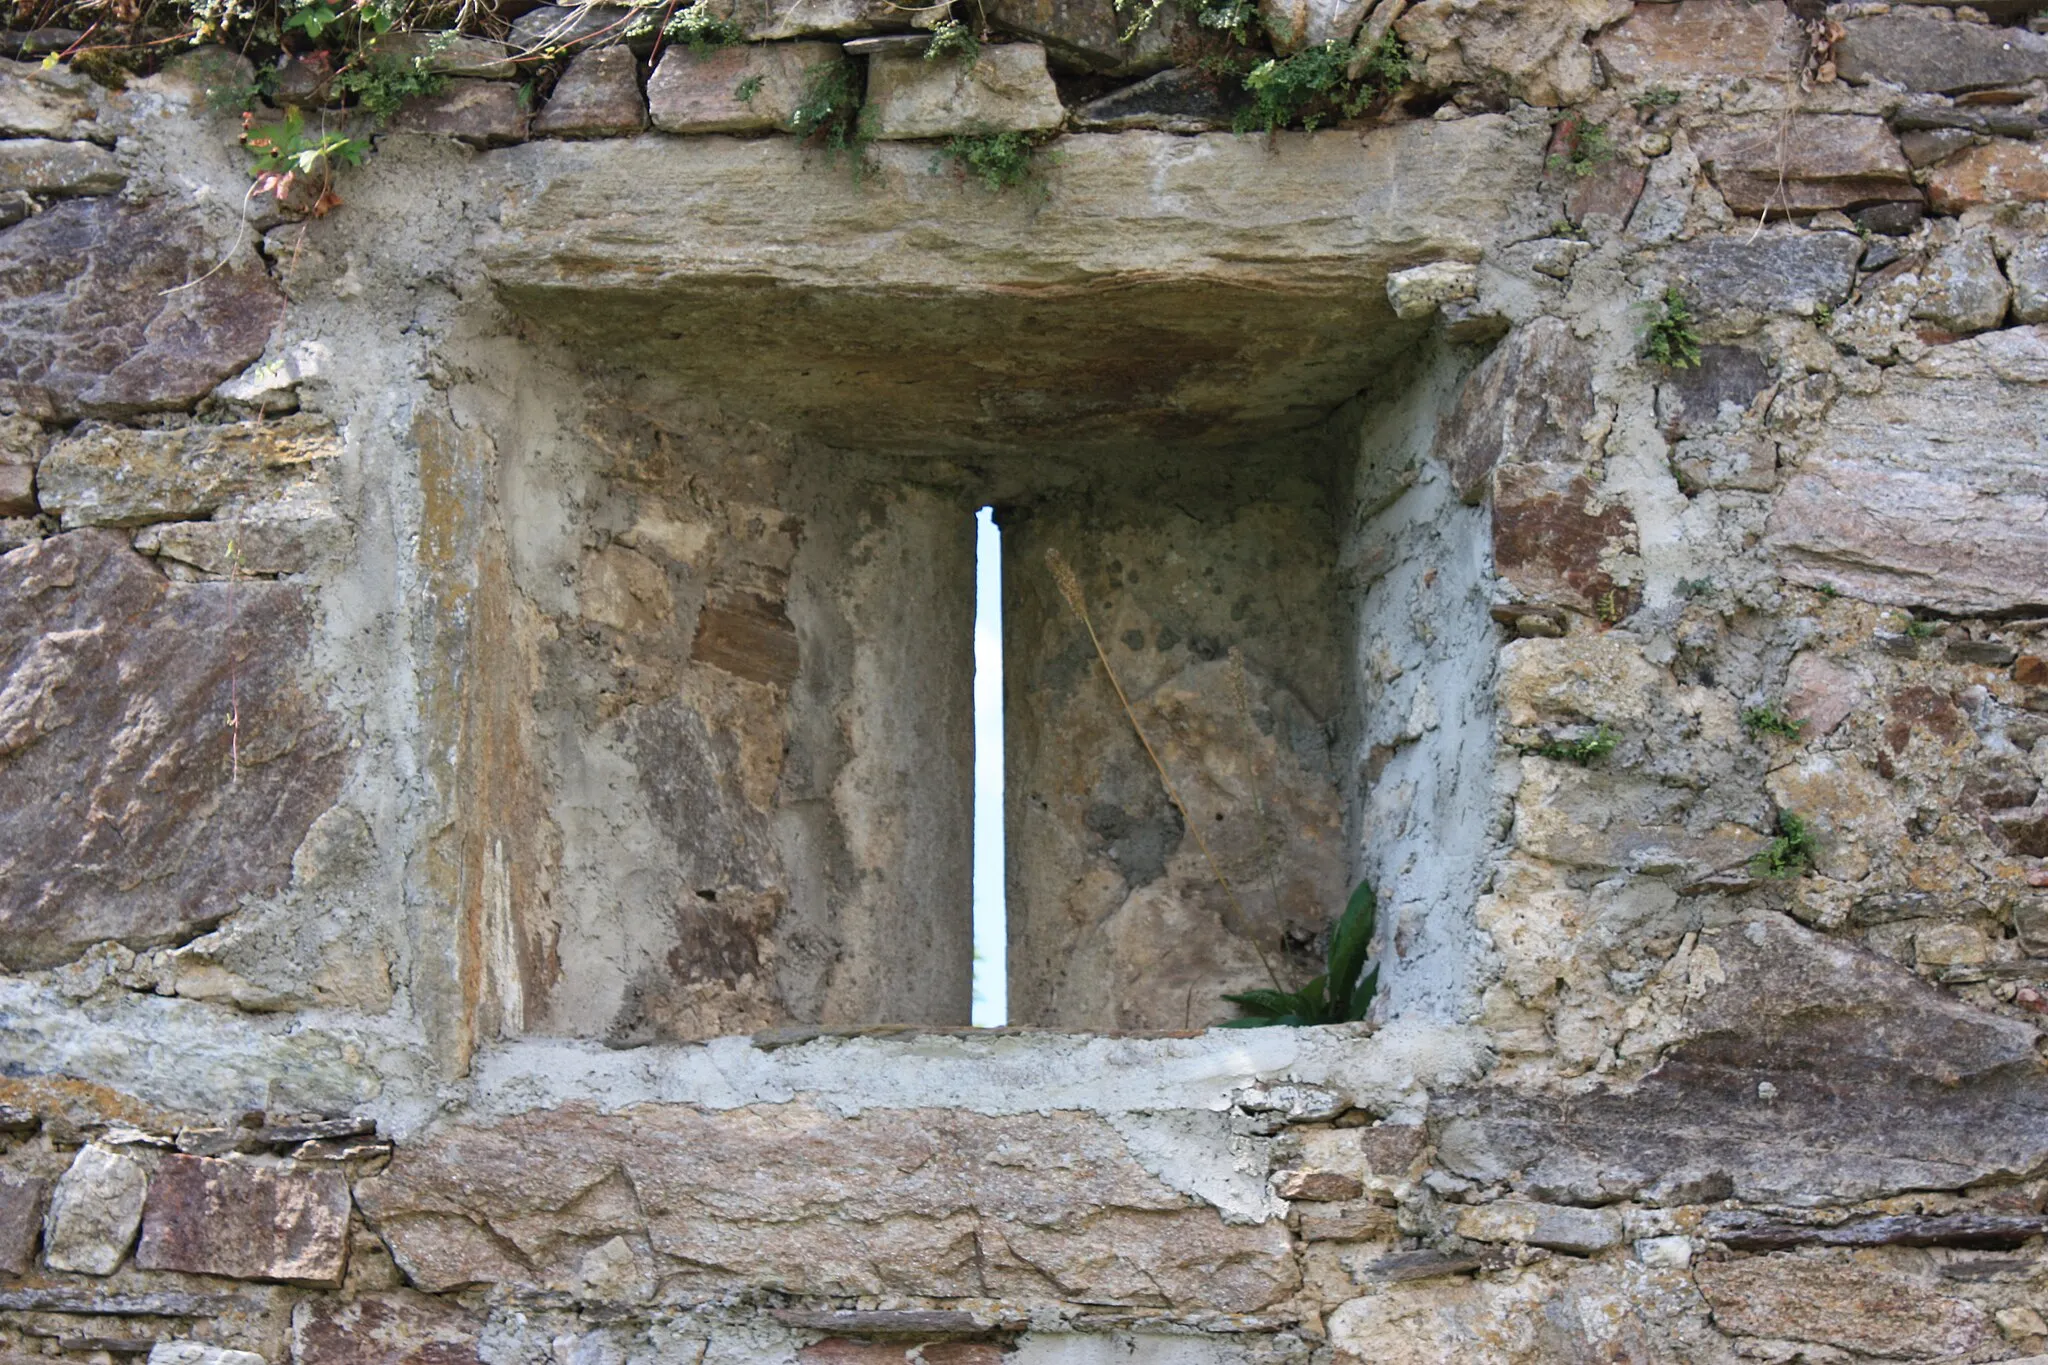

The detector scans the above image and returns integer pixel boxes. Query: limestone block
[1385,261,1476,321]
[1765,752,1904,881]
[148,1344,268,1365]
[1498,633,1671,732]
[722,0,919,39]
[1696,1253,1990,1357]
[1765,372,2048,613]
[1663,229,1862,329]
[1672,434,1776,491]
[367,32,517,78]
[1297,1202,1398,1241]
[1928,140,2048,214]
[1695,115,1916,217]
[1396,0,1632,107]
[1913,233,2011,333]
[0,415,41,517]
[2011,238,2048,324]
[1512,760,1766,876]
[979,0,1174,74]
[863,43,1064,139]
[1783,652,1861,737]
[0,197,280,422]
[1456,1199,1623,1254]
[43,1145,147,1276]
[1592,0,1802,85]
[0,137,122,198]
[292,1293,485,1365]
[135,1155,350,1285]
[391,78,528,146]
[1260,0,1370,55]
[0,531,345,970]
[647,43,840,133]
[38,416,338,530]
[533,46,645,137]
[1432,316,1595,501]
[1915,922,1992,968]
[133,513,348,578]
[1837,13,2048,93]
[0,1172,46,1274]
[511,4,639,55]
[0,57,102,140]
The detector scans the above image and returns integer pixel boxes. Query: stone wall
[4,0,2048,1361]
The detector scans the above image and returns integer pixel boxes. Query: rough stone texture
[0,531,345,969]
[368,32,517,78]
[1385,261,1477,321]
[1696,1253,1991,1356]
[293,1293,485,1365]
[1694,116,1916,216]
[1260,0,1369,55]
[42,1145,147,1276]
[646,43,839,134]
[532,46,644,137]
[0,1173,44,1274]
[1767,351,2048,613]
[864,44,1065,140]
[486,118,1543,455]
[1928,141,2048,214]
[391,79,528,146]
[1914,233,2012,333]
[0,197,280,421]
[1592,0,1803,86]
[1396,0,1633,107]
[0,415,39,517]
[2012,237,2048,324]
[133,512,349,578]
[356,1104,1299,1309]
[1491,464,1637,616]
[509,5,638,53]
[1664,230,1862,328]
[0,57,103,140]
[979,0,1174,73]
[1454,1199,1622,1254]
[0,137,123,198]
[1432,317,1595,502]
[1070,67,1237,132]
[147,1344,268,1365]
[1438,915,2048,1206]
[718,0,922,40]
[135,1155,349,1285]
[1836,13,2048,94]
[37,416,339,529]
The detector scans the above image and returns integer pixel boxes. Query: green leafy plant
[1549,120,1614,178]
[241,106,368,215]
[1222,881,1379,1028]
[1645,288,1702,369]
[790,58,874,177]
[654,0,744,51]
[1531,723,1618,766]
[935,130,1044,192]
[1816,582,1841,599]
[1677,577,1715,599]
[924,16,979,63]
[1754,811,1818,879]
[1193,0,1260,44]
[1631,85,1680,111]
[733,73,764,102]
[1905,617,1940,640]
[1741,706,1805,739]
[1236,33,1408,133]
[336,49,442,119]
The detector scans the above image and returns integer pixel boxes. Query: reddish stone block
[1593,0,1803,84]
[1431,317,1595,503]
[1695,115,1917,217]
[1491,463,1639,617]
[292,1293,484,1365]
[692,589,800,686]
[135,1155,350,1286]
[1929,141,2048,214]
[0,1172,44,1274]
[2014,655,2048,687]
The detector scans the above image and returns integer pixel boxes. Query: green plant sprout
[1754,811,1818,879]
[1742,706,1805,739]
[1646,288,1702,369]
[1221,880,1379,1027]
[1531,723,1618,765]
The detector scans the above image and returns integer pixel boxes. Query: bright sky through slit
[970,507,1007,1028]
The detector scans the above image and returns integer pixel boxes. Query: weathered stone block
[1696,1253,1990,1357]
[980,0,1173,73]
[510,4,638,54]
[38,416,338,530]
[1664,230,1862,329]
[692,588,800,685]
[1696,116,1915,217]
[367,32,517,78]
[1512,759,1765,876]
[1914,234,2011,333]
[723,0,920,39]
[1455,1199,1623,1254]
[0,57,102,141]
[292,1292,484,1365]
[0,137,120,198]
[1491,463,1636,615]
[1397,0,1632,107]
[0,197,281,421]
[1260,0,1368,55]
[391,79,527,146]
[1273,1169,1364,1201]
[864,43,1064,139]
[1929,140,2048,214]
[133,513,348,578]
[800,1345,1000,1365]
[135,1155,349,1285]
[0,415,37,517]
[0,531,345,969]
[1656,344,1770,438]
[356,1103,1298,1311]
[1837,13,2048,94]
[1070,67,1234,132]
[533,46,644,137]
[147,1344,268,1365]
[43,1145,146,1276]
[1433,317,1595,502]
[0,1173,45,1274]
[1766,368,2048,613]
[1385,261,1476,321]
[2011,238,2048,324]
[1298,1201,1398,1241]
[1592,0,1802,84]
[647,43,839,134]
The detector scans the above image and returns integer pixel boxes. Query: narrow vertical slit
[971,506,1007,1028]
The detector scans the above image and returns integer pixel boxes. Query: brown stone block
[2015,654,2048,686]
[1696,1253,1990,1357]
[692,588,799,686]
[134,1154,350,1286]
[0,1173,44,1274]
[1431,317,1594,502]
[0,531,346,969]
[799,1344,1002,1365]
[292,1292,484,1365]
[1272,1169,1363,1201]
[391,79,528,147]
[1593,0,1802,84]
[532,46,644,138]
[1696,116,1917,216]
[1491,462,1637,616]
[1929,140,2048,214]
[1297,1201,1397,1242]
[0,464,30,517]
